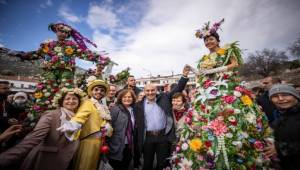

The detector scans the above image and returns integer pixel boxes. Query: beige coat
[0,109,79,170]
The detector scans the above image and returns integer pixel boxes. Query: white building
[0,75,38,93]
[136,73,197,91]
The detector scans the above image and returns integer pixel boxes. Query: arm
[0,112,52,167]
[168,66,189,98]
[201,57,239,75]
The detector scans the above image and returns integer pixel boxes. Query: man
[264,84,300,170]
[135,66,190,170]
[123,75,141,96]
[103,84,118,109]
[256,76,281,124]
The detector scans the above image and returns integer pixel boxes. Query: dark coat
[256,91,276,123]
[135,76,189,152]
[108,104,137,161]
[273,103,300,170]
[0,109,79,170]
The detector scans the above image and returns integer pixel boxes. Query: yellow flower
[217,48,226,55]
[34,92,43,99]
[42,46,49,53]
[241,95,253,106]
[65,47,74,55]
[202,55,209,61]
[189,138,202,152]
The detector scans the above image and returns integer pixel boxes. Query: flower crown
[52,87,86,108]
[195,18,225,39]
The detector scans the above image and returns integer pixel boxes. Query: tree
[240,49,288,77]
[288,38,300,58]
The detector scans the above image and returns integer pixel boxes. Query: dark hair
[48,23,71,38]
[204,32,220,42]
[172,92,187,103]
[0,81,9,85]
[272,77,282,84]
[58,92,81,108]
[116,89,136,106]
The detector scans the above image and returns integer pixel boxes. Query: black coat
[273,103,300,170]
[256,91,276,123]
[122,85,142,96]
[135,76,189,152]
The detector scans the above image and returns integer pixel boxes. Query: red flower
[235,86,253,97]
[185,116,192,124]
[203,79,214,89]
[223,74,229,79]
[204,141,212,148]
[230,121,238,126]
[254,140,264,151]
[222,95,236,104]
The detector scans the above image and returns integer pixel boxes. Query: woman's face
[63,93,80,112]
[92,86,106,100]
[56,25,69,41]
[122,92,133,107]
[204,36,219,52]
[172,97,184,110]
[137,92,145,102]
[271,93,299,110]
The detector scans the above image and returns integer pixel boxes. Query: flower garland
[52,87,86,108]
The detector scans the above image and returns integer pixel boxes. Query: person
[108,89,137,170]
[172,19,272,169]
[137,91,145,102]
[171,92,188,125]
[135,66,190,170]
[264,84,300,170]
[103,84,118,109]
[0,87,85,170]
[256,76,281,124]
[57,77,113,170]
[123,75,142,96]
[13,23,111,119]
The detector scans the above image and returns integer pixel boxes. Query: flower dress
[20,40,110,120]
[171,42,273,170]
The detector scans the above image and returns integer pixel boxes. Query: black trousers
[142,134,171,170]
[109,145,133,170]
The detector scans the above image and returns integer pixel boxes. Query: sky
[1,0,300,78]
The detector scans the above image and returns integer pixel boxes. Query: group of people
[0,19,299,170]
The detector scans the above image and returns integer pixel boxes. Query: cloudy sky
[1,0,300,78]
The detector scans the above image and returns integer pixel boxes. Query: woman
[0,87,85,170]
[108,89,137,170]
[57,77,113,170]
[172,92,188,125]
[15,23,111,120]
[264,84,300,170]
[171,19,272,169]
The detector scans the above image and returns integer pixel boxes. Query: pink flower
[208,118,228,136]
[51,55,59,62]
[185,116,192,124]
[203,79,214,89]
[33,105,41,111]
[254,140,264,151]
[36,83,44,90]
[222,95,236,104]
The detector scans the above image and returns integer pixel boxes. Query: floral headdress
[48,22,97,51]
[52,87,86,108]
[195,18,225,39]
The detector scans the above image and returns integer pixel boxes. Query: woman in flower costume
[57,76,113,170]
[171,19,273,170]
[18,23,111,120]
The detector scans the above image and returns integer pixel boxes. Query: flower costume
[171,19,272,170]
[18,23,111,120]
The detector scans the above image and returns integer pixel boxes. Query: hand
[182,65,191,77]
[0,124,22,142]
[263,140,277,158]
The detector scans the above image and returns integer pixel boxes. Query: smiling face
[271,93,299,110]
[62,93,80,112]
[172,96,184,110]
[55,25,70,41]
[204,35,219,52]
[121,92,134,107]
[144,84,157,102]
[92,86,106,100]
